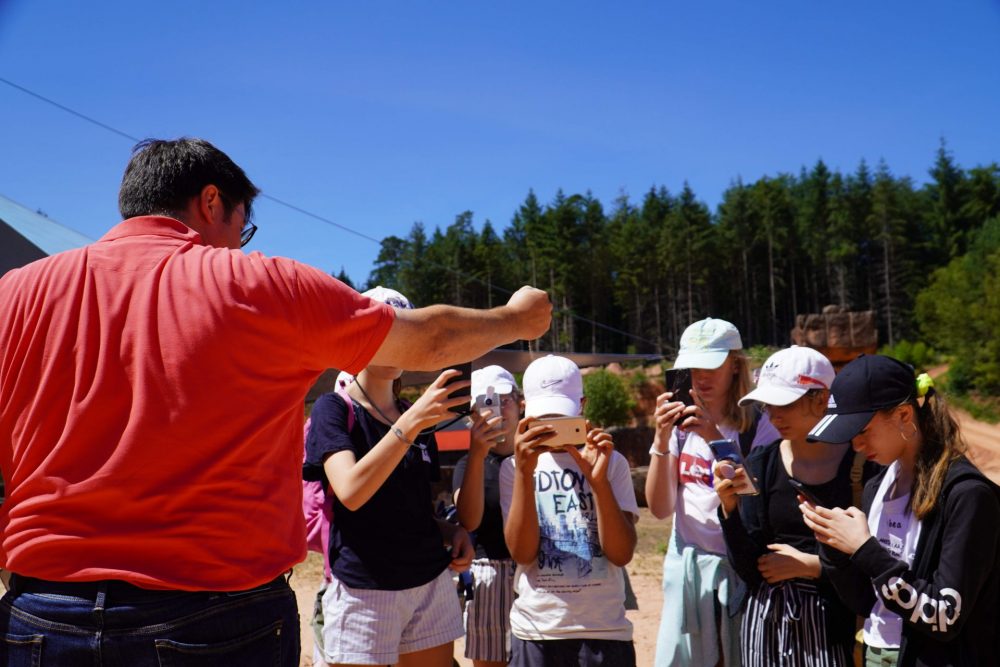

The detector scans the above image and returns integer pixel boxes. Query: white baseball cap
[471,365,518,398]
[522,355,584,418]
[738,346,835,407]
[361,285,413,310]
[674,318,743,370]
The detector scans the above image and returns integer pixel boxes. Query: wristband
[392,426,416,448]
[648,445,668,458]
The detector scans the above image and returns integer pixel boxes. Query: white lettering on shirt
[880,577,962,633]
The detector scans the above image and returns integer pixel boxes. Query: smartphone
[708,439,758,495]
[474,389,504,442]
[443,362,473,414]
[475,390,502,422]
[664,367,695,407]
[534,415,587,448]
[788,478,823,506]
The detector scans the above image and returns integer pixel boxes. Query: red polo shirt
[0,216,394,590]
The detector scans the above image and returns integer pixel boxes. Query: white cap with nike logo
[522,355,584,418]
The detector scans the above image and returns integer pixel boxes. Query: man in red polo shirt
[0,137,551,666]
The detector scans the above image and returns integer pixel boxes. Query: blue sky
[2,1,999,286]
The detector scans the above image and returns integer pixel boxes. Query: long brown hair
[723,351,756,433]
[905,391,966,519]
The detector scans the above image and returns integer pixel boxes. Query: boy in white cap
[499,355,639,667]
[452,365,521,667]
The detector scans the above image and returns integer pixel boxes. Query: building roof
[0,194,93,275]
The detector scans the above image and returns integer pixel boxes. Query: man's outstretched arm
[370,286,551,371]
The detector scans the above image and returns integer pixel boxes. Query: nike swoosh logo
[540,379,562,389]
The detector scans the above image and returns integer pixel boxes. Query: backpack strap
[334,383,355,433]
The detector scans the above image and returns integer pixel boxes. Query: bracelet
[648,445,668,458]
[391,426,417,448]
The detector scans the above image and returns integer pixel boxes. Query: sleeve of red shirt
[283,259,396,374]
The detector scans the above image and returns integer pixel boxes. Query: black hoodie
[820,456,1000,667]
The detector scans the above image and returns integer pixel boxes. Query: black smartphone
[788,478,823,506]
[664,367,694,407]
[443,361,472,414]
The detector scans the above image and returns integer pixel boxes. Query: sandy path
[960,411,1000,484]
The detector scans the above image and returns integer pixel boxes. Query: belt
[8,573,289,603]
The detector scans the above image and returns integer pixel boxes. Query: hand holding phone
[533,415,587,448]
[474,388,504,443]
[475,389,502,422]
[708,439,758,496]
[788,478,823,506]
[443,362,473,415]
[664,368,695,407]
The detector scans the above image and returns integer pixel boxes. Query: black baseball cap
[807,354,916,444]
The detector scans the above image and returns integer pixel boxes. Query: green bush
[583,369,634,428]
[878,339,939,372]
[746,345,779,367]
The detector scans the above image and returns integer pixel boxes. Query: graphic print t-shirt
[499,449,639,641]
[668,416,779,555]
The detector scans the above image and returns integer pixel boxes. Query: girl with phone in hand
[646,318,780,667]
[304,287,475,667]
[452,366,521,667]
[714,346,856,666]
[801,355,1000,667]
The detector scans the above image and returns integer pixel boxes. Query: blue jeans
[0,574,299,666]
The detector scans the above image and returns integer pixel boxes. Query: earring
[900,422,918,441]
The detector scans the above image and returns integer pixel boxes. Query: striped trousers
[463,557,517,662]
[741,580,853,667]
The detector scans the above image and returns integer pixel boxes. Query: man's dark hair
[118,138,261,223]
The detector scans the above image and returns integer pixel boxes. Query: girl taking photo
[802,354,1000,667]
[646,318,779,666]
[452,365,521,667]
[714,346,856,666]
[304,287,473,667]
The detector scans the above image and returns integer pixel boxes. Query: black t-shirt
[452,451,512,561]
[762,444,854,554]
[304,392,451,590]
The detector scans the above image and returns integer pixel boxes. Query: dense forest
[356,144,1000,393]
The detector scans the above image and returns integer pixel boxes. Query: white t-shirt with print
[864,462,922,649]
[499,449,639,641]
[668,416,780,555]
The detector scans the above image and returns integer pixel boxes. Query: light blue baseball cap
[674,318,743,370]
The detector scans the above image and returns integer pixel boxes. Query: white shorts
[316,569,464,665]
[464,558,516,662]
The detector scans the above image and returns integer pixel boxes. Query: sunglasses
[240,220,257,247]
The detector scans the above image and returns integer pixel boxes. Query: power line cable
[0,76,662,350]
